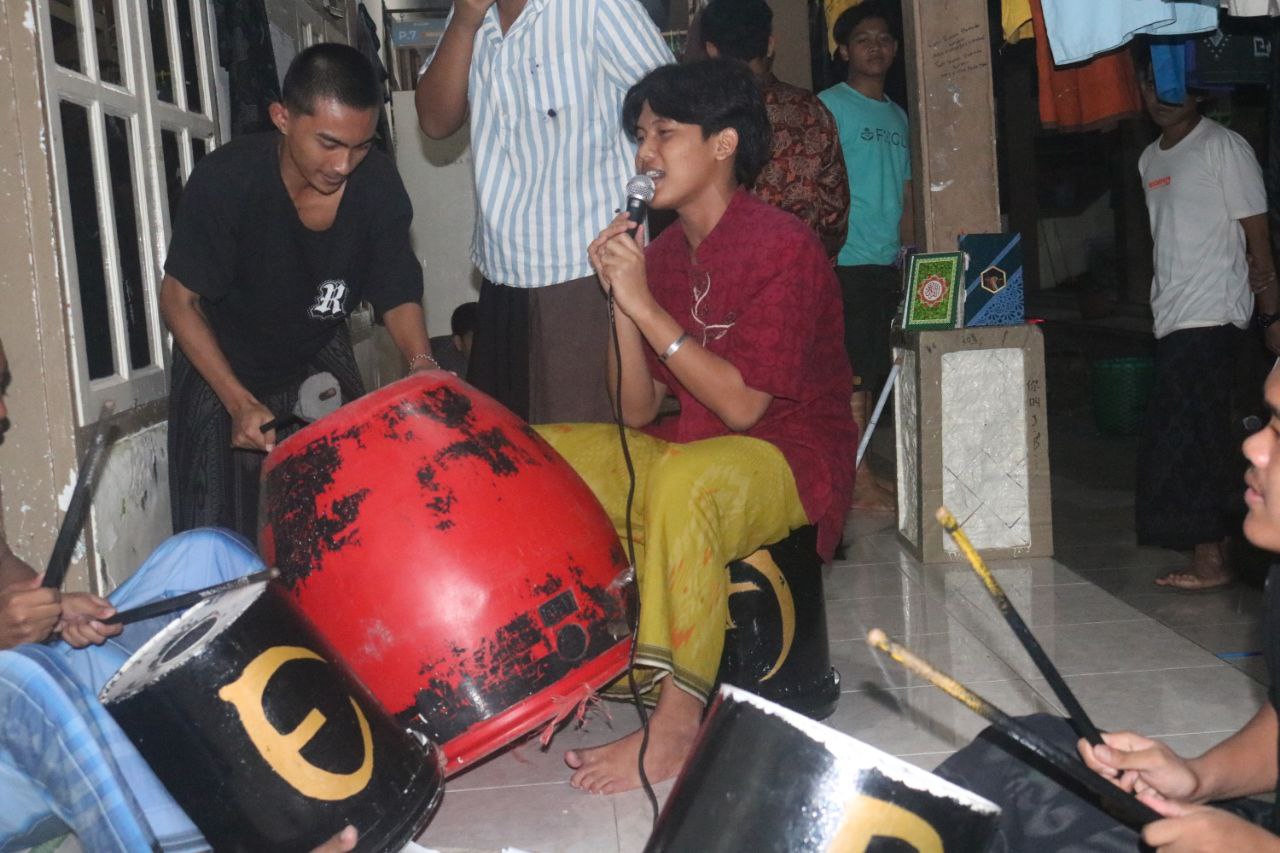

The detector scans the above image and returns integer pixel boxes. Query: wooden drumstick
[866,628,1160,830]
[936,506,1104,747]
[104,568,280,626]
[44,400,116,590]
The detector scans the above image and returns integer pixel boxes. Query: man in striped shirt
[416,0,672,423]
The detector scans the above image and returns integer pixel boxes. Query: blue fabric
[0,528,263,852]
[1040,0,1218,65]
[1151,39,1190,105]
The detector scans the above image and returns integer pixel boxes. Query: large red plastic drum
[259,372,633,775]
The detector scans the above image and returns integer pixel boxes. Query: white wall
[89,423,173,591]
[390,89,482,337]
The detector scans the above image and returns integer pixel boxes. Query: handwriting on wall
[928,23,988,79]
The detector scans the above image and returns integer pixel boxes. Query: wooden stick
[104,568,280,626]
[936,506,1104,747]
[866,628,1160,830]
[44,401,116,590]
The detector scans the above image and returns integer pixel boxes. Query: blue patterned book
[960,233,1024,327]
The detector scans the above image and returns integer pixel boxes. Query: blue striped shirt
[426,0,672,287]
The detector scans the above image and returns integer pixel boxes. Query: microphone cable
[606,287,661,827]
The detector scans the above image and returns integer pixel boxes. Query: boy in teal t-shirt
[818,81,910,267]
[819,0,913,511]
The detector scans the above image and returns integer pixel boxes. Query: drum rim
[98,581,269,704]
[715,685,1001,815]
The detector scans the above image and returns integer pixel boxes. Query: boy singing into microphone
[534,59,857,794]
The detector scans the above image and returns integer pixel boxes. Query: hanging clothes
[1220,0,1280,15]
[1190,22,1274,86]
[1003,0,1034,44]
[824,0,862,55]
[1150,39,1191,103]
[1031,0,1143,132]
[1040,0,1218,65]
[355,3,393,154]
[809,0,837,92]
[210,0,279,136]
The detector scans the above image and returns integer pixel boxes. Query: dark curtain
[211,0,279,136]
[809,0,834,92]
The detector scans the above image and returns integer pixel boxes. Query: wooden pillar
[0,0,86,587]
[894,0,1054,560]
[900,0,1000,250]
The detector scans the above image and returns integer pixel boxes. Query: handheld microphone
[624,174,656,226]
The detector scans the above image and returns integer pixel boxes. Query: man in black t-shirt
[160,43,435,538]
[932,368,1280,851]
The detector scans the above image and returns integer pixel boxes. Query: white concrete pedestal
[894,325,1053,562]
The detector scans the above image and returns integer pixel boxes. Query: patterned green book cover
[903,251,963,331]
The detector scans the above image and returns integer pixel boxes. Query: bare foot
[564,680,702,794]
[1154,571,1233,591]
[1155,541,1232,590]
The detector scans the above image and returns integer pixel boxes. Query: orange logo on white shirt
[1148,176,1171,189]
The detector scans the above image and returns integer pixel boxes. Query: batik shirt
[754,76,849,261]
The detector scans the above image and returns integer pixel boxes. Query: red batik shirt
[642,190,857,561]
[754,77,850,261]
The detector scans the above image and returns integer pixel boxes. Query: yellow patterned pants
[534,423,809,702]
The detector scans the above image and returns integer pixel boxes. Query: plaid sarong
[0,529,262,852]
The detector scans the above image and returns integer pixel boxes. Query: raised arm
[414,0,494,139]
[605,309,666,428]
[590,216,771,431]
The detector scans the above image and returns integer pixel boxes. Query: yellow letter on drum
[726,551,796,681]
[826,793,944,853]
[218,645,374,801]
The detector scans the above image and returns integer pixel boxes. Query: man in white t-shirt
[1135,65,1280,589]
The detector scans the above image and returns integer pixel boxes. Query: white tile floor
[413,510,1270,853]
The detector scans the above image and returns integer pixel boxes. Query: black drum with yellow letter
[645,686,999,853]
[99,581,443,852]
